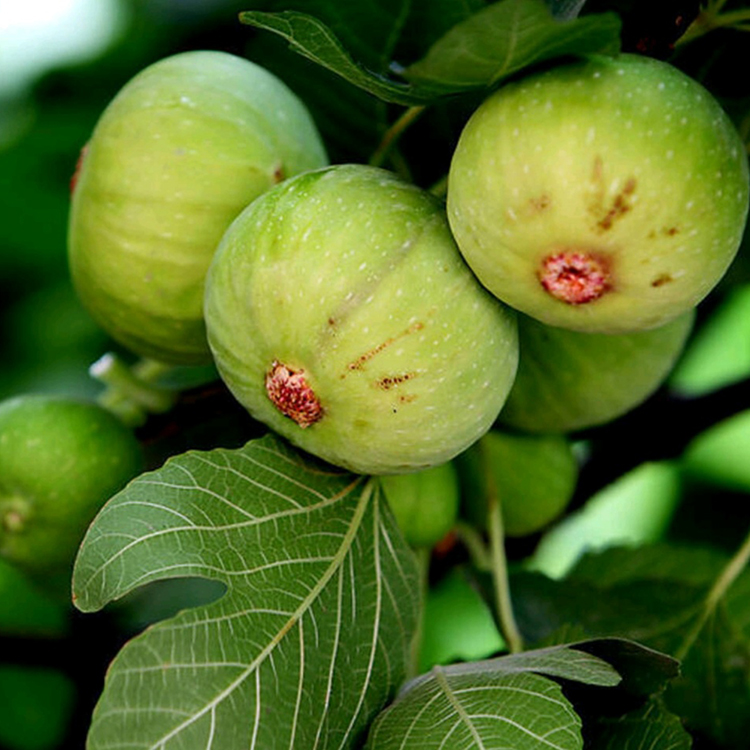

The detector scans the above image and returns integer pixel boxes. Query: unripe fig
[447,53,749,334]
[457,429,578,537]
[204,164,519,475]
[499,309,695,434]
[0,395,143,592]
[379,462,460,547]
[68,50,328,365]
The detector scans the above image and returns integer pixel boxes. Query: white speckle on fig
[205,164,519,475]
[447,53,750,334]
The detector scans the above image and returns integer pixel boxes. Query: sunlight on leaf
[682,408,750,492]
[528,462,682,579]
[669,284,750,396]
[73,434,421,750]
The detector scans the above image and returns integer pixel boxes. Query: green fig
[447,53,749,334]
[379,462,460,547]
[0,395,143,593]
[204,164,519,475]
[499,309,695,434]
[68,50,328,365]
[457,429,578,537]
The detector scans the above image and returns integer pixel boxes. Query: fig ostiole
[68,50,328,365]
[447,53,749,334]
[0,395,143,594]
[456,429,578,537]
[499,309,695,434]
[379,462,460,548]
[204,164,519,475]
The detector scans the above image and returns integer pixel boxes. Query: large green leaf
[72,434,421,750]
[365,639,674,749]
[403,0,622,95]
[514,544,750,747]
[240,0,622,105]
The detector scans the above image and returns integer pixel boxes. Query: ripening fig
[456,429,578,537]
[499,309,695,434]
[0,395,143,594]
[447,53,749,334]
[68,50,328,365]
[204,164,519,475]
[379,462,460,547]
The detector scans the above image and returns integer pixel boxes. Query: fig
[204,164,519,475]
[379,462,460,547]
[499,309,695,434]
[0,395,143,592]
[457,429,578,537]
[68,50,328,365]
[447,53,749,334]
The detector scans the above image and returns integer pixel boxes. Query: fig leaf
[241,0,622,105]
[366,637,678,749]
[514,543,750,747]
[240,10,427,105]
[403,0,622,94]
[72,434,421,750]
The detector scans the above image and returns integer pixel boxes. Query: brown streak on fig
[344,321,425,374]
[273,164,286,183]
[376,372,417,390]
[265,360,323,428]
[597,178,637,231]
[651,273,674,287]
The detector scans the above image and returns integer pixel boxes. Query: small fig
[0,395,143,593]
[379,462,460,548]
[499,309,695,434]
[204,164,519,475]
[68,50,328,365]
[447,53,749,334]
[457,429,578,537]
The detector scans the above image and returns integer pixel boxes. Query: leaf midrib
[146,477,375,749]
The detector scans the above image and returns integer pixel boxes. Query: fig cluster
[446,52,748,436]
[63,49,750,546]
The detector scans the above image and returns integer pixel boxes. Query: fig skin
[204,164,519,475]
[499,309,695,434]
[447,53,749,334]
[457,429,578,537]
[0,395,143,592]
[68,50,328,365]
[379,462,460,547]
